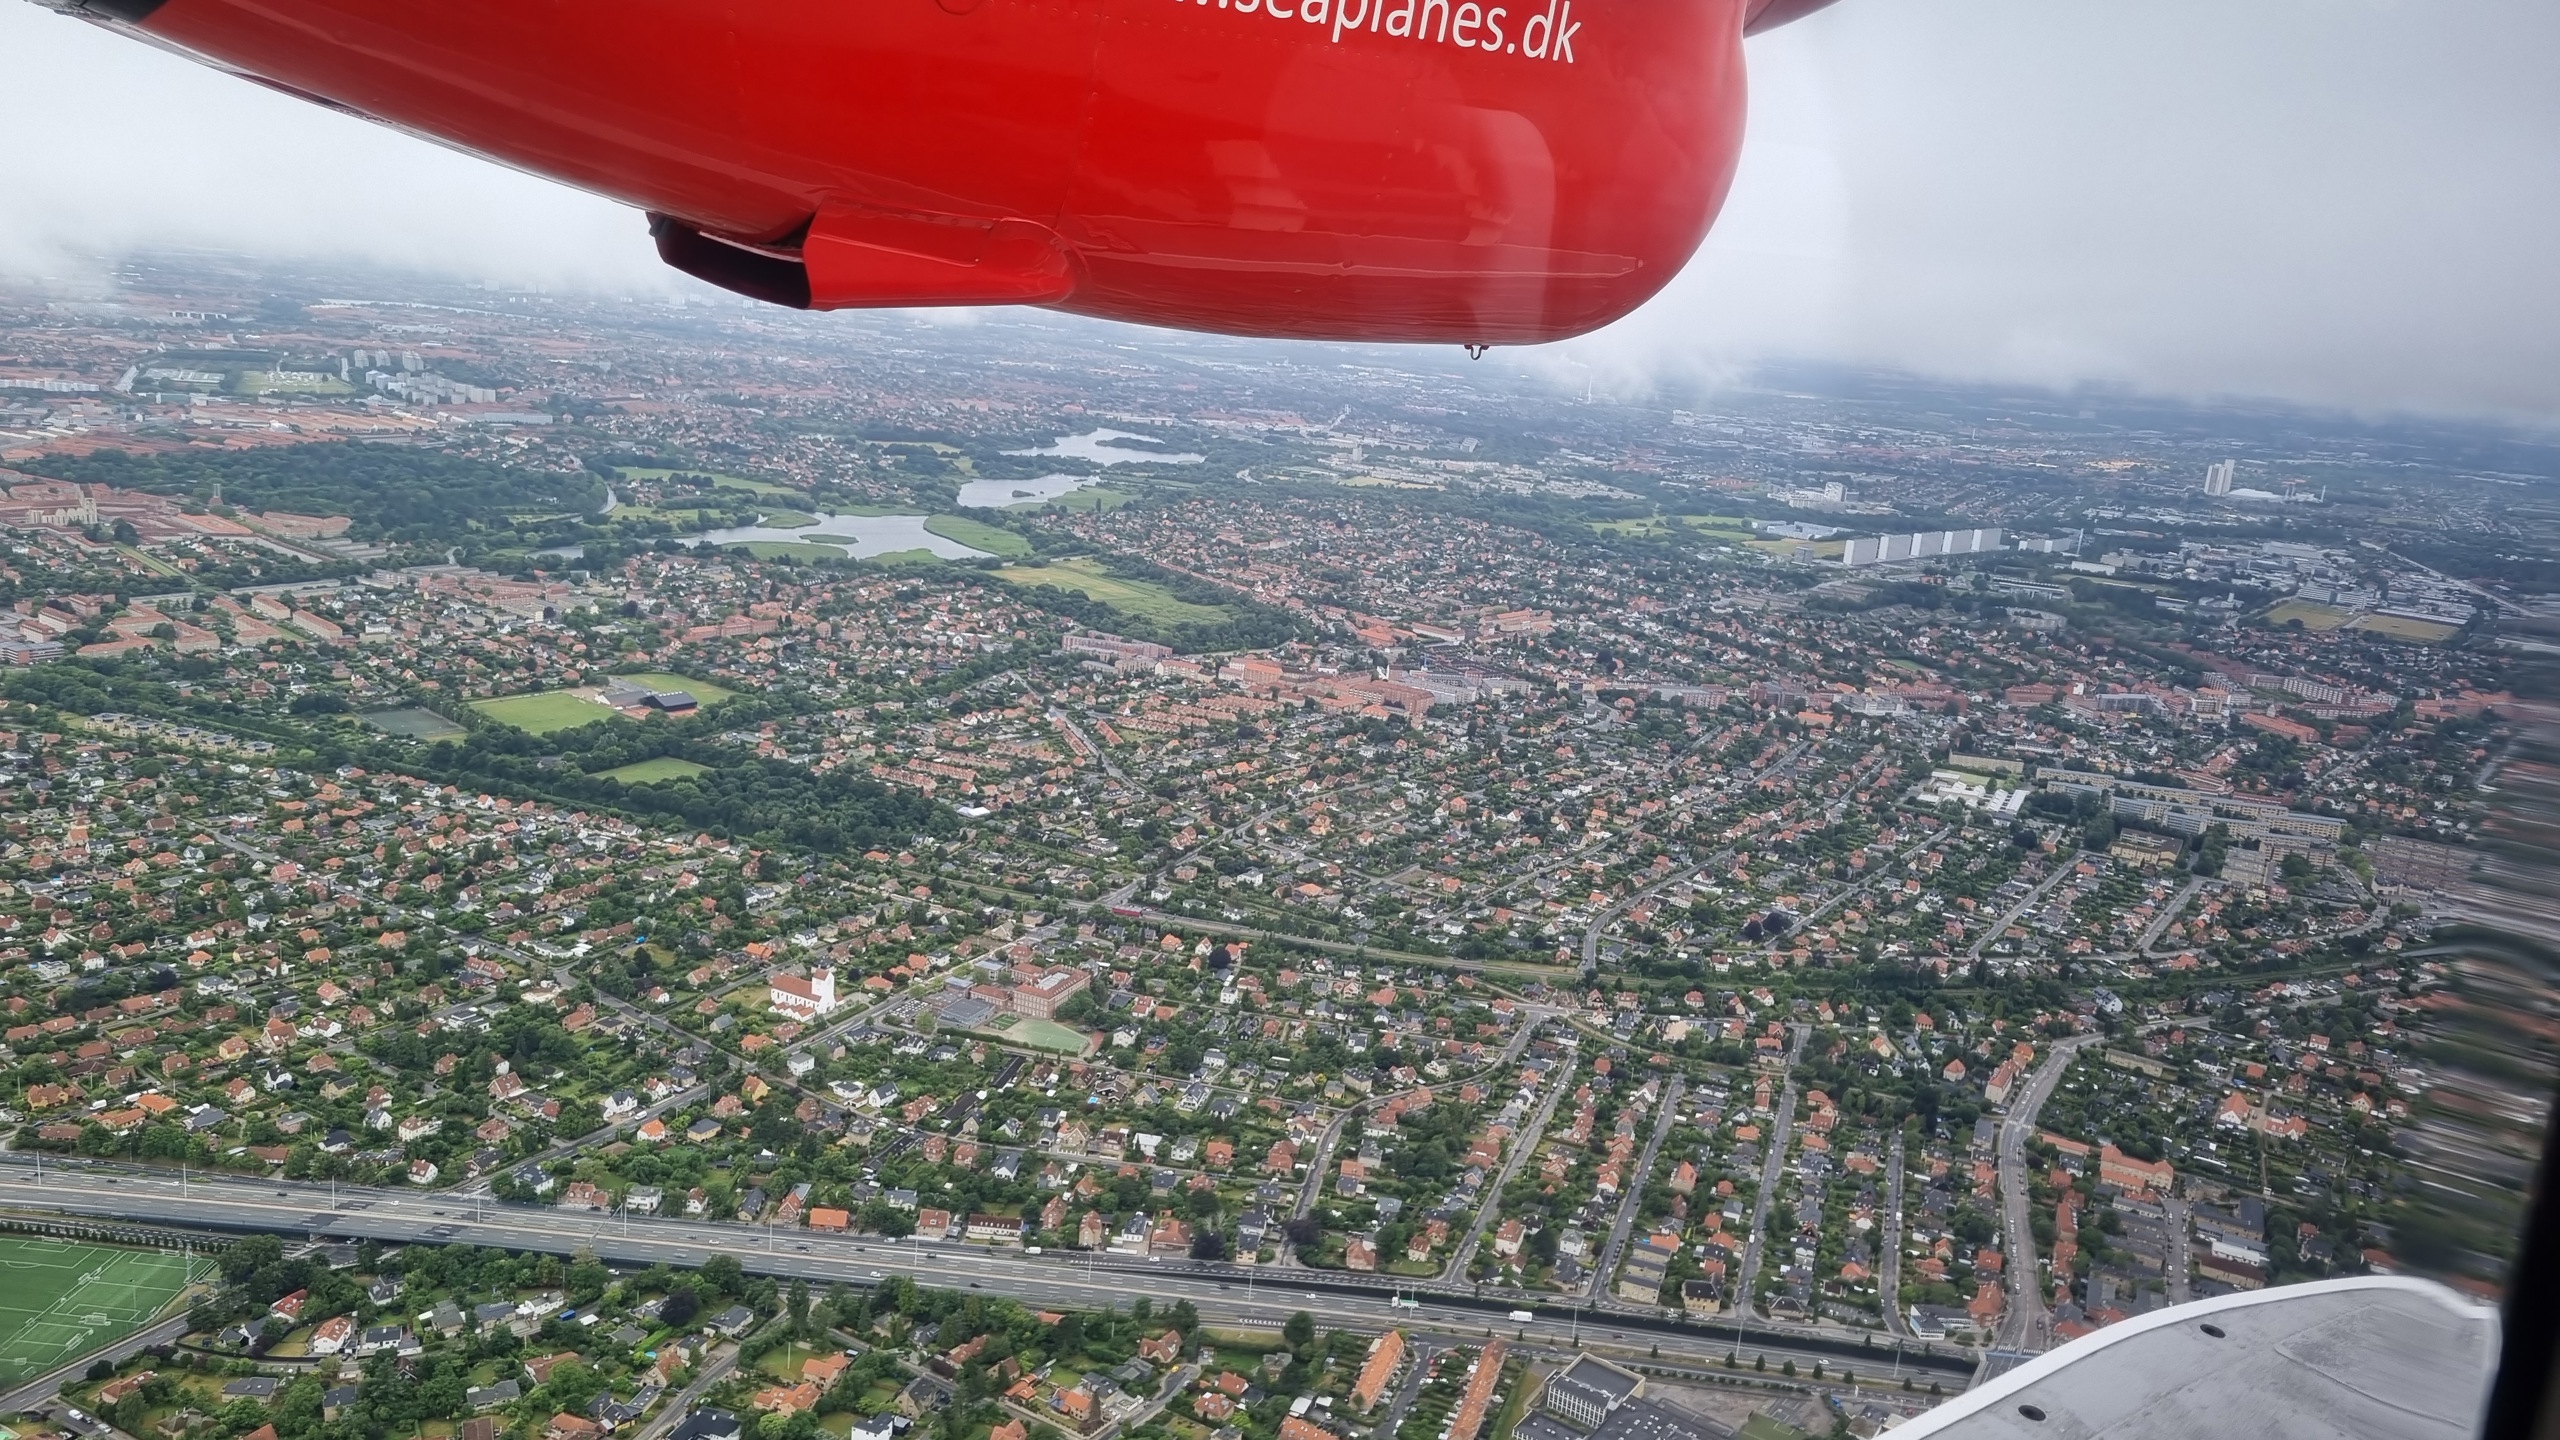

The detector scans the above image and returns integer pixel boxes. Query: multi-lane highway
[0,1155,1973,1384]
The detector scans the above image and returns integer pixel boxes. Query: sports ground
[0,1238,198,1392]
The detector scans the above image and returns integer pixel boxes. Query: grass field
[598,757,710,785]
[113,545,186,578]
[923,514,1033,557]
[470,690,619,734]
[614,673,737,703]
[2350,613,2459,642]
[2263,599,2353,631]
[1675,514,1757,540]
[0,1238,197,1391]
[1045,486,1132,513]
[1592,516,1751,541]
[997,557,1232,626]
[983,1015,1096,1055]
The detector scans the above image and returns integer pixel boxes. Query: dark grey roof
[1555,1355,1644,1407]
[671,1412,742,1440]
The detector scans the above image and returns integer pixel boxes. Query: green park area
[996,557,1231,626]
[0,1237,197,1391]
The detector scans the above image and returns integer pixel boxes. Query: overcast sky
[2,0,2554,420]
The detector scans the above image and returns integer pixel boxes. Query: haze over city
[4,0,2557,417]
[0,4,2554,1440]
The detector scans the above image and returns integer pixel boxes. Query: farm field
[995,557,1232,626]
[0,1237,196,1392]
[597,757,710,785]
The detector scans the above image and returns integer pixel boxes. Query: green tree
[1284,1311,1316,1351]
[703,1254,746,1297]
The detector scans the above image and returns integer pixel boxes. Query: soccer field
[0,1238,197,1391]
[469,689,622,734]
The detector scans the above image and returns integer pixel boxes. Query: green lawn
[614,672,738,703]
[996,557,1231,626]
[0,1238,197,1391]
[923,514,1033,557]
[598,757,710,785]
[470,689,621,735]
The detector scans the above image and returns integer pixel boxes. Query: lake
[1000,427,1205,466]
[956,473,1100,509]
[960,429,1204,508]
[686,512,993,558]
[534,510,993,560]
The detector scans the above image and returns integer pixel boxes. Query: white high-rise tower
[2203,460,2235,497]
